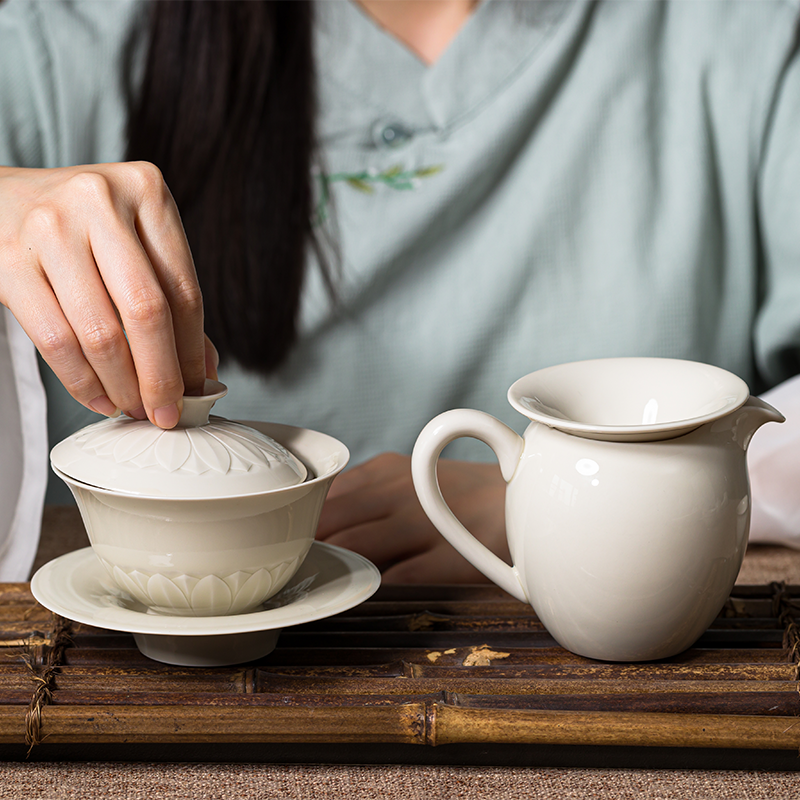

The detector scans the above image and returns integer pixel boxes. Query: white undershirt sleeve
[749,373,800,548]
[0,306,47,580]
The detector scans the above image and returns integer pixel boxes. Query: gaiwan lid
[50,381,307,498]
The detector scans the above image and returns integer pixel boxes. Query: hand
[316,452,509,583]
[0,162,209,428]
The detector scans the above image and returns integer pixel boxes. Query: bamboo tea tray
[1,580,800,766]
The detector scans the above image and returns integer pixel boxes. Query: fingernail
[153,402,181,429]
[88,396,121,418]
[126,406,147,421]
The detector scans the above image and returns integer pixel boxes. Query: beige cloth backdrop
[1,762,800,800]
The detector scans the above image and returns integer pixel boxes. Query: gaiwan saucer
[31,542,380,667]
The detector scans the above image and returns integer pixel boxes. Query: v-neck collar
[315,0,578,133]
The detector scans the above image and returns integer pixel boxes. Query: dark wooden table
[2,578,800,768]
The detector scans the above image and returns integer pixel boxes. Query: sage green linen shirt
[1,0,800,506]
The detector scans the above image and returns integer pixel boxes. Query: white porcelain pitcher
[411,358,784,661]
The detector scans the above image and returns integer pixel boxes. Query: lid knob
[176,380,229,428]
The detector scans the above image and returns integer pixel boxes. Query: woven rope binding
[22,614,72,752]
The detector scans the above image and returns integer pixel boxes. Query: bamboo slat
[1,581,799,760]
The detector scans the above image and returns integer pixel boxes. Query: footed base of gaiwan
[134,629,282,666]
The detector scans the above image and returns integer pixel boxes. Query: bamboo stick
[0,703,429,745]
[1,703,799,750]
[29,689,800,718]
[432,706,800,750]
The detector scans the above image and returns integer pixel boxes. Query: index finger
[91,164,205,426]
[91,230,185,427]
[131,164,206,397]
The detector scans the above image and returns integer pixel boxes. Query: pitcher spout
[728,395,785,450]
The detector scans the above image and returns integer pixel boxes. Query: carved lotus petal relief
[190,574,233,614]
[230,571,274,613]
[102,558,302,616]
[186,429,231,474]
[110,565,151,605]
[146,573,192,611]
[154,430,193,472]
[112,426,162,463]
[76,417,301,478]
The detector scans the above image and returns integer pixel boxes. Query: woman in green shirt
[1,0,799,581]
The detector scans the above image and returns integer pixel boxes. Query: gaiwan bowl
[49,382,349,617]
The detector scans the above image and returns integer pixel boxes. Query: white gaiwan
[50,381,349,617]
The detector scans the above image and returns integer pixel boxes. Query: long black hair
[127,0,326,373]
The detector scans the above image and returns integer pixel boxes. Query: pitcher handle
[411,409,528,603]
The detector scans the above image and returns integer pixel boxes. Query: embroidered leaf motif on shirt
[314,164,443,224]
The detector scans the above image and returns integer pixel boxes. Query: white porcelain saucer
[31,542,380,667]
